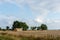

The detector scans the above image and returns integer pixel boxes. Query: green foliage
[31,27,36,30]
[6,26,9,30]
[12,21,21,30]
[22,22,29,31]
[37,27,41,30]
[12,21,29,31]
[0,27,1,30]
[2,29,6,31]
[40,24,47,30]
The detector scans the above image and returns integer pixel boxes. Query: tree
[37,27,41,30]
[22,22,29,31]
[12,21,21,30]
[12,21,29,31]
[31,27,36,30]
[40,24,47,30]
[0,27,1,30]
[6,26,9,30]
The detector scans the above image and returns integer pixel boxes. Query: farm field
[0,30,60,40]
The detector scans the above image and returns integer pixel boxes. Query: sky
[0,0,60,30]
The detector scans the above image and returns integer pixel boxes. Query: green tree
[0,27,1,30]
[37,27,41,30]
[40,24,47,30]
[31,27,36,30]
[12,21,29,31]
[12,21,21,30]
[6,26,9,30]
[21,22,29,31]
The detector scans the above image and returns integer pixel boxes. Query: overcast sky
[0,0,60,29]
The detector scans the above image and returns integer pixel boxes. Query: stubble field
[0,30,60,40]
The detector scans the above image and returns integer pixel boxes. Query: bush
[40,24,47,30]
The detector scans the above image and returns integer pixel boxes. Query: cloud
[35,18,43,23]
[35,9,50,23]
[0,0,60,29]
[53,19,60,23]
[0,0,60,15]
[0,14,21,28]
[26,0,60,24]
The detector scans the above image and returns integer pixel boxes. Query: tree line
[0,20,48,31]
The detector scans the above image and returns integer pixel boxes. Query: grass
[0,35,14,40]
[0,34,60,40]
[0,31,60,40]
